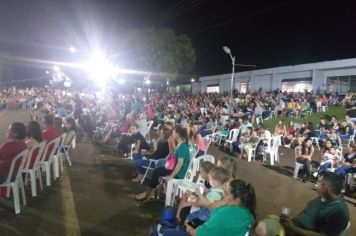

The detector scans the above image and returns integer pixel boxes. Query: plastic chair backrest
[228,128,240,141]
[203,137,212,154]
[41,137,61,162]
[186,154,215,182]
[194,155,215,184]
[271,136,280,151]
[24,141,46,170]
[4,148,29,184]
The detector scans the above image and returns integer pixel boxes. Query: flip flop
[135,192,148,201]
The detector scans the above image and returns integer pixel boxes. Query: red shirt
[0,141,27,178]
[42,127,61,142]
[42,127,61,161]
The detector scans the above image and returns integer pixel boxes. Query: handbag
[165,154,177,171]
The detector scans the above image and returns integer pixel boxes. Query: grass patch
[261,105,346,132]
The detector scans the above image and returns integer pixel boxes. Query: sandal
[135,192,148,201]
[132,176,143,182]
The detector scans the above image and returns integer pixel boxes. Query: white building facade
[193,58,356,94]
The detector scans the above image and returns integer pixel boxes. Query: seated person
[335,145,356,180]
[295,139,314,182]
[0,122,28,183]
[164,179,256,236]
[239,130,260,159]
[315,146,341,177]
[175,161,215,222]
[190,124,206,157]
[255,172,349,236]
[132,128,170,182]
[135,126,190,201]
[130,124,150,160]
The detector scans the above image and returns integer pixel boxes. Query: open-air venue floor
[0,110,355,236]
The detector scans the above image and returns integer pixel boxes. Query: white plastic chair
[167,155,215,206]
[175,155,215,200]
[53,133,67,179]
[263,136,280,165]
[224,128,240,152]
[0,149,29,214]
[321,105,328,112]
[347,130,355,148]
[203,137,212,155]
[256,116,263,125]
[310,130,321,151]
[247,138,261,162]
[22,142,46,197]
[200,108,208,117]
[60,132,77,169]
[40,137,61,186]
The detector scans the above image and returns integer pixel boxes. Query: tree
[120,28,196,80]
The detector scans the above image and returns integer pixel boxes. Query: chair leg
[37,169,43,191]
[12,182,20,214]
[65,150,72,166]
[45,163,51,186]
[59,153,64,173]
[53,156,60,180]
[29,171,37,197]
[19,180,27,206]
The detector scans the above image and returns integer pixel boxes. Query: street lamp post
[223,46,235,100]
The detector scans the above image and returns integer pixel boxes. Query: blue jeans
[318,162,332,173]
[133,158,166,175]
[163,229,188,236]
[186,207,211,222]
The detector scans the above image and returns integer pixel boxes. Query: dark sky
[1,0,356,84]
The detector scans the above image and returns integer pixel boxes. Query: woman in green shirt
[135,126,190,201]
[164,179,256,236]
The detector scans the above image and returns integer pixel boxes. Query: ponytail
[229,179,257,219]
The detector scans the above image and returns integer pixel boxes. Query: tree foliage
[120,28,196,80]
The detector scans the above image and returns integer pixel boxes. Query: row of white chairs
[0,132,76,214]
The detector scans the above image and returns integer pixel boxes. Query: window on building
[239,82,250,94]
[281,78,312,92]
[327,76,356,93]
[207,85,219,93]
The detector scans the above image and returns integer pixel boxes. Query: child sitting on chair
[176,161,214,222]
[177,166,230,228]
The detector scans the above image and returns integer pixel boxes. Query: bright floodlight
[191,78,195,82]
[69,46,76,53]
[82,51,119,84]
[145,79,151,85]
[223,46,231,54]
[45,70,49,74]
[53,65,60,72]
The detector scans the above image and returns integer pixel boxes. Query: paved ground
[0,110,355,236]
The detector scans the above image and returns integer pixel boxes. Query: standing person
[0,123,27,183]
[135,126,190,201]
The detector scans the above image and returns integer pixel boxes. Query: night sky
[1,0,356,84]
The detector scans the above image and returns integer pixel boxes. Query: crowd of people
[0,85,355,235]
